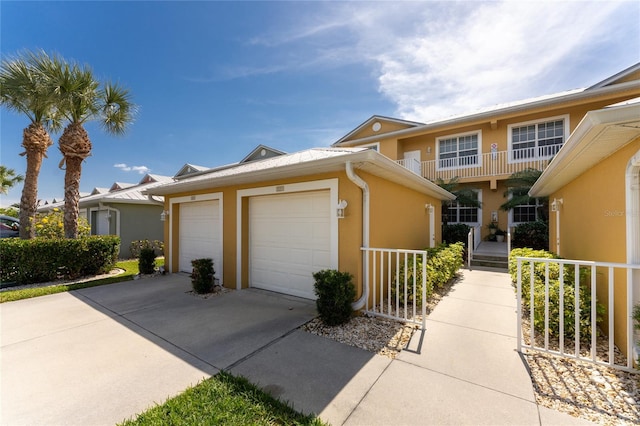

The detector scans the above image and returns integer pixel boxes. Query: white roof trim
[334,80,640,147]
[335,115,425,145]
[146,147,454,201]
[588,62,640,90]
[530,102,640,197]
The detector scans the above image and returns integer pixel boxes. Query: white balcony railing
[396,150,554,181]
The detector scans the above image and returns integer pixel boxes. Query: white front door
[248,190,331,299]
[404,150,422,175]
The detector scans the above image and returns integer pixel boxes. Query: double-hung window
[442,190,481,225]
[509,116,569,162]
[511,198,543,224]
[437,131,481,170]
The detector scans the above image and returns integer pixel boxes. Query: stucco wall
[548,138,640,355]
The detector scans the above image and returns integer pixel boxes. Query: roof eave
[335,80,640,147]
[530,103,640,197]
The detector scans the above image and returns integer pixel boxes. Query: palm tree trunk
[59,122,92,239]
[63,156,83,239]
[19,123,52,239]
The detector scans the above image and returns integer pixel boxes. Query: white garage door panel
[179,200,222,275]
[249,191,331,299]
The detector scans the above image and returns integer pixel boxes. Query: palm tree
[0,165,24,195]
[499,168,548,221]
[435,177,481,224]
[0,50,61,238]
[47,59,135,238]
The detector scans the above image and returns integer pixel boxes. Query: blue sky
[1,1,639,207]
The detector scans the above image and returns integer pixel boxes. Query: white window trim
[89,206,120,236]
[435,130,482,171]
[446,189,483,226]
[169,192,224,282]
[236,179,339,291]
[508,197,542,227]
[507,114,570,164]
[360,142,380,151]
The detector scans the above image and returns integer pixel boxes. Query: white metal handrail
[361,248,427,329]
[467,229,473,270]
[516,256,640,372]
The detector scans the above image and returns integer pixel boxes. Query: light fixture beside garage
[160,210,170,221]
[337,199,348,219]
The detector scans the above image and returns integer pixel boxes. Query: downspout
[346,161,370,310]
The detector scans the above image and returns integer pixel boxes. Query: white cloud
[114,163,150,174]
[238,1,638,122]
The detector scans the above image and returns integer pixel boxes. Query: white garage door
[179,200,222,276]
[249,190,331,299]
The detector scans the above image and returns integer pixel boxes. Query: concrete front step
[471,254,509,270]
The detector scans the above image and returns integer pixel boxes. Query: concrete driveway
[0,274,317,425]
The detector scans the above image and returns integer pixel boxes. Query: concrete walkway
[1,269,594,425]
[232,268,594,425]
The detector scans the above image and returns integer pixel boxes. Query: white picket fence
[515,256,640,372]
[361,248,427,329]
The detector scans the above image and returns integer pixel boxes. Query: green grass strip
[119,371,327,426]
[0,259,150,303]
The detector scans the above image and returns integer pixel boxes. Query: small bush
[191,258,215,294]
[395,242,464,307]
[512,221,549,251]
[509,248,604,341]
[312,269,355,326]
[442,223,470,245]
[138,248,156,275]
[130,239,164,258]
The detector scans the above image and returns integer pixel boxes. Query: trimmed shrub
[130,239,164,259]
[0,236,120,284]
[395,242,464,307]
[138,248,156,275]
[312,269,355,326]
[512,221,549,251]
[191,258,215,294]
[442,223,470,245]
[509,248,604,341]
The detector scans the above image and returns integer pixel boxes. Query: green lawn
[119,372,327,426]
[0,258,163,303]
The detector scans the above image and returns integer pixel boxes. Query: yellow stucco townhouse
[146,147,454,306]
[333,63,640,252]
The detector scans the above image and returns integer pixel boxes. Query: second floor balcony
[396,148,556,181]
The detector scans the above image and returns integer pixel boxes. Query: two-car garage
[173,181,337,300]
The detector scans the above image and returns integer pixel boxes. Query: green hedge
[396,242,464,307]
[512,221,549,251]
[0,236,120,284]
[509,248,604,340]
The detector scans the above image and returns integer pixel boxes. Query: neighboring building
[332,63,640,245]
[39,174,173,258]
[529,99,640,359]
[146,147,453,300]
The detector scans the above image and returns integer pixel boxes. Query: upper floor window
[437,131,481,170]
[508,115,569,162]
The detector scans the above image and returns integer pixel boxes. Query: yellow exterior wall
[548,138,640,354]
[162,169,443,302]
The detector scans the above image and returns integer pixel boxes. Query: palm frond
[100,82,136,135]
